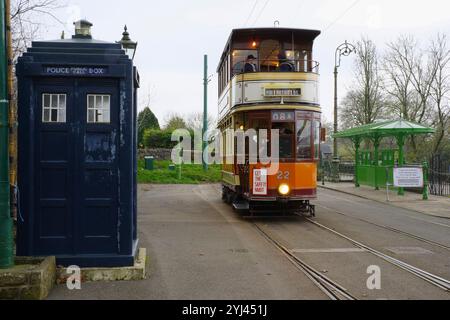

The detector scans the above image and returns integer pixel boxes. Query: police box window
[87,94,110,123]
[42,93,66,123]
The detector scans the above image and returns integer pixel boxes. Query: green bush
[143,129,175,149]
[143,128,198,149]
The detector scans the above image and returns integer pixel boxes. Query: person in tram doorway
[244,55,258,72]
[278,52,295,72]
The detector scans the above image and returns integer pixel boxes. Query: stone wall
[138,148,173,161]
[138,148,203,162]
[0,257,56,300]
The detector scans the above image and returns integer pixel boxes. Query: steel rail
[316,204,450,251]
[254,223,357,300]
[304,217,450,292]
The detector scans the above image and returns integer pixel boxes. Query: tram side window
[314,120,321,160]
[232,50,258,75]
[296,119,312,160]
[273,123,294,159]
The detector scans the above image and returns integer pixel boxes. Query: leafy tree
[164,113,187,132]
[138,107,160,146]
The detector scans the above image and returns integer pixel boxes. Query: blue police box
[16,20,139,267]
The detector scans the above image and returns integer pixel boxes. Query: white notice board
[393,167,424,188]
[253,169,268,195]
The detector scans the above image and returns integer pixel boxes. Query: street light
[117,25,138,60]
[333,40,355,182]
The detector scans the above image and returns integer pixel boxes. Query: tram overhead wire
[243,0,260,27]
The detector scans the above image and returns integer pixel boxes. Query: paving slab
[319,183,450,219]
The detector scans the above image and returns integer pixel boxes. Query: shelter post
[422,161,429,201]
[396,134,405,196]
[353,137,361,188]
[373,136,381,190]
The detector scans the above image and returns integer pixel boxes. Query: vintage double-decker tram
[217,27,321,216]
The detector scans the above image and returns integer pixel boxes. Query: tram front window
[296,119,312,160]
[273,123,295,159]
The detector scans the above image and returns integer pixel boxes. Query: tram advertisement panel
[253,169,268,195]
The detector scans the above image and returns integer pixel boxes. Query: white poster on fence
[253,169,268,195]
[393,167,424,188]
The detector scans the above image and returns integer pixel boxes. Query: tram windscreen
[296,119,312,160]
[273,123,294,159]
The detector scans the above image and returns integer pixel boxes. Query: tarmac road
[48,184,450,300]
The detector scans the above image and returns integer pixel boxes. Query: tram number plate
[272,111,295,122]
[253,169,268,195]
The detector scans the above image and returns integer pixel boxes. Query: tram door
[34,79,120,255]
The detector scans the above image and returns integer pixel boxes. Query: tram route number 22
[277,171,290,180]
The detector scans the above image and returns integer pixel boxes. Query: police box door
[35,79,120,255]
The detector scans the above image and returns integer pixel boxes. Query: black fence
[429,155,450,197]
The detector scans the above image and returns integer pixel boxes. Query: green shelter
[334,119,435,195]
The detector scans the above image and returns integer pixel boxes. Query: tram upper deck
[217,28,321,122]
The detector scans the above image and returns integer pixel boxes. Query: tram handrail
[232,59,320,75]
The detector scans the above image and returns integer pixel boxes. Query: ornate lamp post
[117,25,138,60]
[332,40,356,182]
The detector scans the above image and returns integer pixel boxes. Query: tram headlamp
[278,184,290,196]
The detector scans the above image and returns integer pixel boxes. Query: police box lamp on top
[73,19,93,39]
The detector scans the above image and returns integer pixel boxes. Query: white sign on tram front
[253,169,268,195]
[393,167,424,188]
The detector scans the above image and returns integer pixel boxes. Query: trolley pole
[202,54,208,171]
[0,0,13,269]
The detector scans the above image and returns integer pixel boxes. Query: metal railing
[232,59,320,75]
[429,155,450,197]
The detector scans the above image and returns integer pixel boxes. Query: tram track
[301,217,450,292]
[253,223,358,300]
[316,203,450,251]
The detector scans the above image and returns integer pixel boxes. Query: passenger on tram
[244,55,258,73]
[278,52,295,72]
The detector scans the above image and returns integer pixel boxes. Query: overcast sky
[39,0,450,125]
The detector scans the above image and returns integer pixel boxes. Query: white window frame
[87,94,111,124]
[42,93,66,123]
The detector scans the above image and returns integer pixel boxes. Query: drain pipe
[0,0,13,269]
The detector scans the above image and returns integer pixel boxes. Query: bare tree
[430,34,450,154]
[340,37,384,129]
[383,35,438,123]
[11,0,66,62]
[186,112,216,133]
[383,36,417,121]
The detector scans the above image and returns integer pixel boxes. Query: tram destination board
[264,88,301,97]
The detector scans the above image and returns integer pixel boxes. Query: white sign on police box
[393,167,424,188]
[253,169,268,195]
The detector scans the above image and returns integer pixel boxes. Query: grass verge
[138,160,222,184]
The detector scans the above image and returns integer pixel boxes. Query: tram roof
[218,27,321,68]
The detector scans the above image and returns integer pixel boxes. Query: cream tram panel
[219,77,319,120]
[231,80,319,106]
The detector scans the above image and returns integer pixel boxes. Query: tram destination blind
[264,88,301,97]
